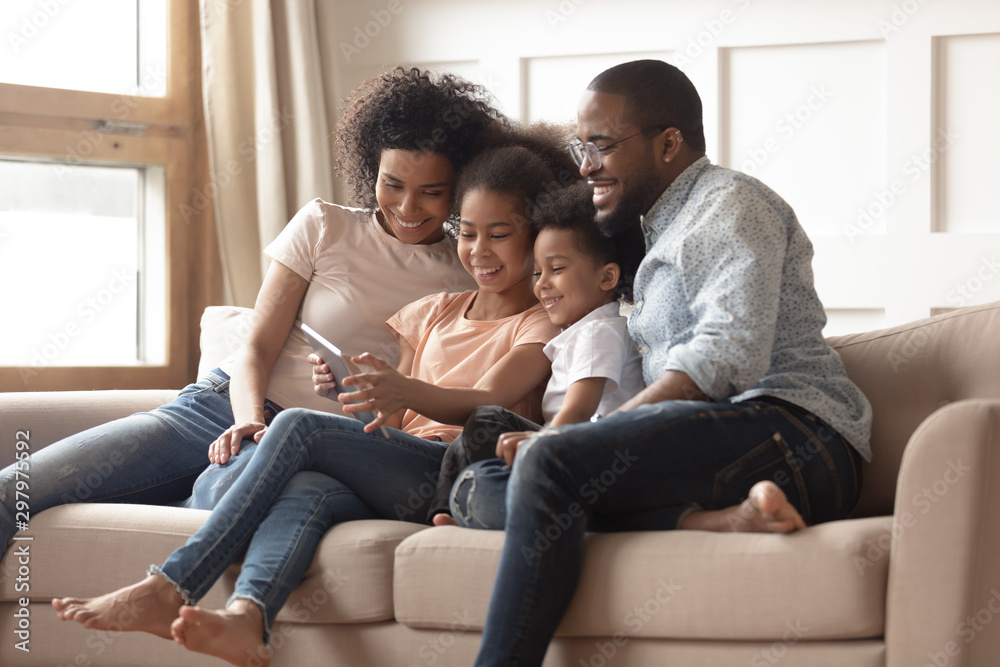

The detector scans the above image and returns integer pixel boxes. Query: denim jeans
[151,407,448,643]
[0,369,275,555]
[459,398,863,667]
[429,405,541,522]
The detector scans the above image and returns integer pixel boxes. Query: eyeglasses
[568,126,666,169]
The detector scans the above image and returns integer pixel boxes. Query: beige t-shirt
[219,199,476,414]
[387,291,561,442]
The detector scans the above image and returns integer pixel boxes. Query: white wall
[317,0,1000,334]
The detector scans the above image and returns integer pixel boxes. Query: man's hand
[612,370,709,414]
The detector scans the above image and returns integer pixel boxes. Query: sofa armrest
[0,389,179,467]
[885,399,1000,667]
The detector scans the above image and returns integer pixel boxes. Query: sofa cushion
[394,517,889,640]
[828,300,1000,517]
[0,390,180,459]
[197,305,254,379]
[0,505,425,625]
[274,519,427,624]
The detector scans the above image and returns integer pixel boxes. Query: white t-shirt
[541,301,646,424]
[219,199,476,414]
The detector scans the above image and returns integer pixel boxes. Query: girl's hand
[339,353,411,433]
[209,422,266,464]
[496,431,534,466]
[309,353,338,397]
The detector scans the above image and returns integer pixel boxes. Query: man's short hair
[587,60,706,153]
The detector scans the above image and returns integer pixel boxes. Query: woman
[53,134,580,667]
[0,67,507,555]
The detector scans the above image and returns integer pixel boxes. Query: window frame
[0,0,210,392]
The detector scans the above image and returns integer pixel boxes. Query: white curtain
[199,0,336,306]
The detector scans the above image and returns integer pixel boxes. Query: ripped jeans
[429,406,540,523]
[150,408,448,644]
[454,398,864,667]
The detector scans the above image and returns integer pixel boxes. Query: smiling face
[533,227,618,328]
[576,90,667,237]
[457,188,535,297]
[374,149,455,245]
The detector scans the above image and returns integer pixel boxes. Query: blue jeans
[457,398,863,667]
[151,407,448,643]
[0,369,278,555]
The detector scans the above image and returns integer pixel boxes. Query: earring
[665,156,671,162]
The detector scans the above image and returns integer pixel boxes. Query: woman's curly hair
[335,67,509,210]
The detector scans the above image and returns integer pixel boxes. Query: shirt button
[641,345,650,355]
[634,300,643,311]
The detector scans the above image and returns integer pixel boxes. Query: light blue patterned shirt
[629,157,872,460]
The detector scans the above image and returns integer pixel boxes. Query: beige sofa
[2,301,999,666]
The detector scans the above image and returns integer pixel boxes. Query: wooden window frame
[0,1,216,392]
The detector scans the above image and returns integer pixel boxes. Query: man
[455,60,873,667]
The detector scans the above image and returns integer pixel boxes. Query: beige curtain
[199,0,336,306]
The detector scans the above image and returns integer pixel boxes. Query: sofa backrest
[827,300,1000,518]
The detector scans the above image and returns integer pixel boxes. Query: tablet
[300,323,379,426]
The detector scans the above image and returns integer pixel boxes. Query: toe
[171,616,187,645]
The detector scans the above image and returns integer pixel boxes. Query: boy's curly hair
[335,67,509,210]
[532,181,646,303]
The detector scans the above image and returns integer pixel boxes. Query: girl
[0,67,504,554]
[53,136,577,667]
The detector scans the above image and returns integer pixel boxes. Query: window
[0,0,206,391]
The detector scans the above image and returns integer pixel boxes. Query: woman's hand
[309,353,338,397]
[339,353,412,433]
[208,422,266,464]
[496,431,534,466]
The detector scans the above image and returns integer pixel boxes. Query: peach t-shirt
[387,291,560,442]
[218,199,476,414]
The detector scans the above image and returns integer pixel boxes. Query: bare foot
[432,513,458,527]
[680,481,807,533]
[171,600,269,667]
[51,574,183,640]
